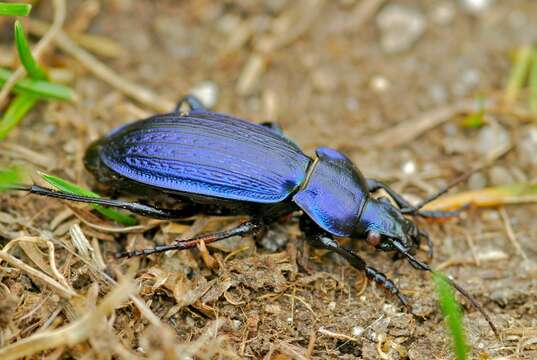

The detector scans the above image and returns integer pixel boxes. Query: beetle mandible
[16,95,497,335]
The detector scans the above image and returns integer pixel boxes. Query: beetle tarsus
[365,266,409,308]
[118,219,264,258]
[175,94,207,113]
[18,184,194,220]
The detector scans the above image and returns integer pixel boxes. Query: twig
[370,100,477,148]
[0,278,134,360]
[499,207,529,263]
[0,250,76,299]
[46,30,174,112]
[0,0,66,108]
[350,0,386,28]
[318,327,360,342]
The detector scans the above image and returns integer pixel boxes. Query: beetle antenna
[413,167,482,211]
[390,239,500,339]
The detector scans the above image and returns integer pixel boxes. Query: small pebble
[369,75,391,92]
[430,2,456,25]
[352,326,364,337]
[328,301,336,311]
[488,166,513,186]
[518,127,537,167]
[377,5,426,54]
[190,81,219,109]
[460,0,493,14]
[345,97,360,111]
[468,172,487,190]
[475,122,511,156]
[264,304,281,314]
[402,161,416,175]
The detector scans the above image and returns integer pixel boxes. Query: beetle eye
[366,231,381,247]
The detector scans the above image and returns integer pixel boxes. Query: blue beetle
[18,96,498,334]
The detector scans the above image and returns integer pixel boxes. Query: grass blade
[423,183,537,211]
[504,47,532,106]
[0,2,31,16]
[14,20,47,80]
[39,172,138,226]
[0,68,74,101]
[529,49,537,114]
[434,272,468,360]
[0,166,23,192]
[0,93,38,140]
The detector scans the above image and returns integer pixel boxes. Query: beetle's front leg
[367,179,460,219]
[299,216,410,309]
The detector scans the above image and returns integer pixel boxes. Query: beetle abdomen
[96,110,311,203]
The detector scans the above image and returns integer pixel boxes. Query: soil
[1,1,537,359]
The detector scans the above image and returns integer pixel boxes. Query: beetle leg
[175,94,207,113]
[366,179,460,219]
[300,216,410,309]
[17,184,196,219]
[117,219,264,258]
[260,122,284,136]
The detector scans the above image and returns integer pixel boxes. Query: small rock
[430,2,456,25]
[460,0,493,15]
[369,75,391,92]
[468,172,487,190]
[402,161,416,175]
[475,122,511,156]
[430,83,448,104]
[189,81,219,109]
[488,166,514,186]
[264,304,281,314]
[377,5,426,54]
[345,97,360,111]
[518,127,537,167]
[352,326,364,337]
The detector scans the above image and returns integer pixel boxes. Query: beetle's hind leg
[300,216,411,310]
[17,184,197,219]
[117,219,264,258]
[366,179,460,219]
[260,122,285,136]
[175,94,207,113]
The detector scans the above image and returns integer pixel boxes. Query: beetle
[15,95,497,335]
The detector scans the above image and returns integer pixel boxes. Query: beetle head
[359,198,423,255]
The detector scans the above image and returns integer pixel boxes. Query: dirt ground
[1,0,537,359]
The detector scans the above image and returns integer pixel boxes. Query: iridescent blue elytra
[100,110,311,203]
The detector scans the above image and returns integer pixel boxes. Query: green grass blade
[434,272,469,360]
[0,2,31,16]
[504,47,532,106]
[39,172,138,226]
[0,93,38,140]
[0,68,74,101]
[529,49,537,114]
[0,166,23,192]
[14,20,47,80]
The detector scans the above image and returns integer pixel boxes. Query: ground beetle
[15,95,497,335]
